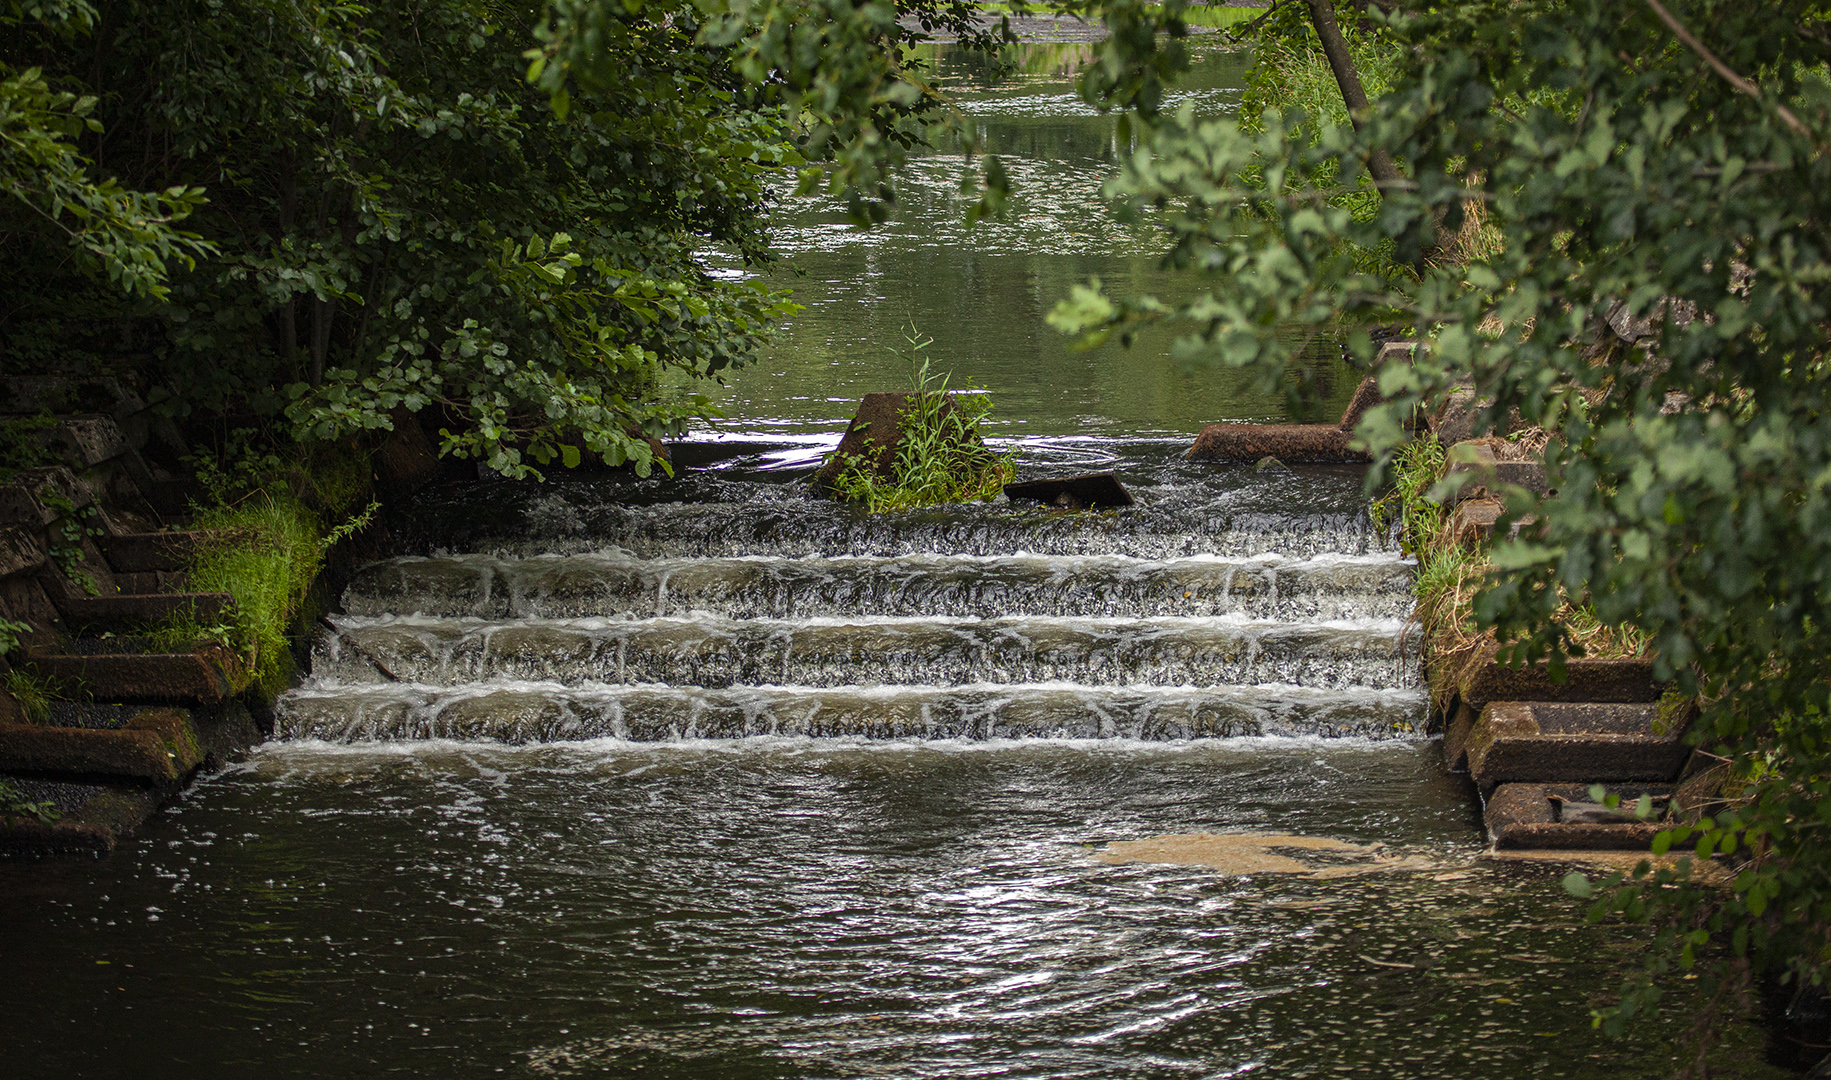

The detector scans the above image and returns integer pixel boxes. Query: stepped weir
[279,447,1427,747]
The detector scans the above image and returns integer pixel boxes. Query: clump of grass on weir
[183,493,375,699]
[829,327,1015,514]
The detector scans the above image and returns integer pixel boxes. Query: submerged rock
[1002,472,1133,510]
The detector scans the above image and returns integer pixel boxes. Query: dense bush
[1047,0,1831,1056]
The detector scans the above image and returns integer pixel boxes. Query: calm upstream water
[0,36,1794,1080]
[702,38,1358,442]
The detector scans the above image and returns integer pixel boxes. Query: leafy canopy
[1047,0,1831,1037]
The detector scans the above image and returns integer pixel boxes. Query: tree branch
[1642,0,1812,141]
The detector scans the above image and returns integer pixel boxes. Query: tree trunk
[1304,0,1405,191]
[277,150,299,372]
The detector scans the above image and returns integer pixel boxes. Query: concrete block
[0,719,191,786]
[1459,656,1662,711]
[0,785,162,856]
[1187,424,1369,464]
[7,467,85,524]
[1449,497,1504,543]
[1442,700,1478,772]
[1337,377,1385,432]
[1486,782,1671,850]
[0,525,46,579]
[25,648,237,703]
[1431,389,1485,444]
[53,415,127,468]
[1467,701,1688,792]
[1446,441,1548,500]
[97,530,213,572]
[56,591,234,632]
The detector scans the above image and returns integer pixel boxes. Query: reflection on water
[0,40,1791,1080]
[704,44,1353,439]
[0,739,1788,1078]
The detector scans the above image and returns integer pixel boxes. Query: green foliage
[2,666,53,722]
[0,777,59,825]
[0,35,211,300]
[0,413,55,481]
[0,617,28,657]
[37,487,102,595]
[187,492,369,699]
[828,327,1014,513]
[1235,3,1397,265]
[1369,435,1445,552]
[1,0,835,477]
[1043,0,1831,1051]
[178,432,375,697]
[536,0,1018,225]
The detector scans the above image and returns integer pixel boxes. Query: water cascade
[0,40,1791,1080]
[279,450,1425,747]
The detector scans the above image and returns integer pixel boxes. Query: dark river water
[0,35,1797,1080]
[0,738,1786,1079]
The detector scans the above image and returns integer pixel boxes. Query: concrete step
[25,648,240,703]
[96,530,218,573]
[1457,655,1663,711]
[1445,441,1548,499]
[1465,701,1690,793]
[55,591,233,632]
[0,785,161,856]
[1485,782,1673,850]
[0,708,202,788]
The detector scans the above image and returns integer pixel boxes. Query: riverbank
[0,376,407,854]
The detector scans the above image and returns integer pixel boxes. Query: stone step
[1445,441,1548,500]
[96,530,216,573]
[0,708,203,788]
[25,648,240,703]
[1485,782,1673,850]
[0,785,161,856]
[54,591,233,632]
[1465,701,1690,793]
[1457,656,1663,712]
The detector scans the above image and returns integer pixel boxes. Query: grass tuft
[2,668,55,723]
[829,326,1016,513]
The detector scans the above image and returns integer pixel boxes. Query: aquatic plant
[0,778,59,826]
[828,328,1015,513]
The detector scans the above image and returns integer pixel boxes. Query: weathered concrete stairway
[278,432,1429,749]
[0,382,258,854]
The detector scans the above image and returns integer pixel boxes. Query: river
[0,34,1794,1080]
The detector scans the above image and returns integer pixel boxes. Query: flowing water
[0,36,1793,1080]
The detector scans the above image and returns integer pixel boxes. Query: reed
[829,327,1015,513]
